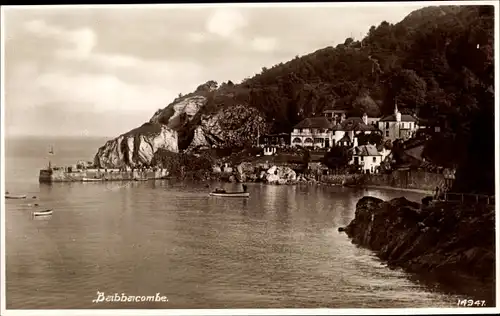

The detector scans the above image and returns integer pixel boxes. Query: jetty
[39,160,168,183]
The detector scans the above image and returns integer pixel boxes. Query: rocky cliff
[94,81,270,168]
[343,197,495,305]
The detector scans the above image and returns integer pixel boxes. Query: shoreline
[342,196,496,306]
[354,185,433,195]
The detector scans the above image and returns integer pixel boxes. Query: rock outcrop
[265,166,297,184]
[93,81,270,168]
[186,104,268,151]
[343,197,495,304]
[94,124,178,168]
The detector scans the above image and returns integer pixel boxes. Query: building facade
[290,117,334,148]
[377,104,418,141]
[332,113,381,147]
[291,113,383,149]
[350,144,387,174]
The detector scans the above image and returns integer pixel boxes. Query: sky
[2,3,429,138]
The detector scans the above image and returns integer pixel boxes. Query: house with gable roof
[290,117,335,148]
[350,144,389,174]
[332,113,382,147]
[377,103,419,141]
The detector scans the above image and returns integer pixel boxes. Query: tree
[322,146,351,170]
[303,150,311,166]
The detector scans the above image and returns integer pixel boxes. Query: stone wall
[39,169,168,183]
[362,169,445,191]
[319,174,364,185]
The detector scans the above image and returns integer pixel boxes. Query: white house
[378,104,418,141]
[291,117,334,148]
[350,144,386,174]
[291,113,383,149]
[332,113,381,147]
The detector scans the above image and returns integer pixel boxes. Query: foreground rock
[344,197,495,304]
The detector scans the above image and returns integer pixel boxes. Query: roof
[333,117,379,132]
[323,106,348,113]
[404,144,425,161]
[339,134,351,143]
[261,133,290,137]
[379,114,418,122]
[352,144,382,156]
[293,117,334,129]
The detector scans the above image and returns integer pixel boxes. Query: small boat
[6,194,27,199]
[82,177,104,182]
[33,209,53,216]
[209,191,250,198]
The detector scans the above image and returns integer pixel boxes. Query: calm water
[4,137,460,309]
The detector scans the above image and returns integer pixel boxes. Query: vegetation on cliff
[194,5,493,193]
[151,148,215,180]
[95,5,494,195]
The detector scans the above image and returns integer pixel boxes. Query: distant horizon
[4,133,115,140]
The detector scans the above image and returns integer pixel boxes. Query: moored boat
[6,194,27,199]
[209,191,250,198]
[33,209,53,216]
[82,177,104,182]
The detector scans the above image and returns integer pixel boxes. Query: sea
[3,136,460,309]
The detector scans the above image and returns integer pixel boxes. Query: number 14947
[457,299,486,307]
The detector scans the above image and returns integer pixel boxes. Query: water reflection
[6,180,457,309]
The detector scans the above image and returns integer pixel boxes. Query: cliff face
[187,104,268,151]
[343,196,495,304]
[93,82,270,168]
[94,124,178,168]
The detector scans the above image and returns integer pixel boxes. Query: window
[373,157,376,163]
[385,122,389,128]
[299,129,303,133]
[360,156,364,161]
[385,130,389,137]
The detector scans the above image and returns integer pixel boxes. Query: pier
[39,165,168,183]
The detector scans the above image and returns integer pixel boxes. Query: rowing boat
[6,194,27,199]
[209,191,250,198]
[33,209,53,216]
[82,178,104,182]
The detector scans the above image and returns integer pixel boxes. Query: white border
[1,3,7,315]
[1,1,499,316]
[0,1,496,9]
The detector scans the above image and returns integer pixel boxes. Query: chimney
[362,113,368,125]
[394,101,401,123]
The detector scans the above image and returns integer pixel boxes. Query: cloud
[205,8,247,38]
[4,4,427,137]
[24,19,97,60]
[251,37,278,52]
[187,32,207,43]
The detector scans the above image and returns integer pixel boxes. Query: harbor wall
[39,168,169,183]
[361,170,445,191]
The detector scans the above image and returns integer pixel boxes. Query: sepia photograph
[1,1,498,315]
